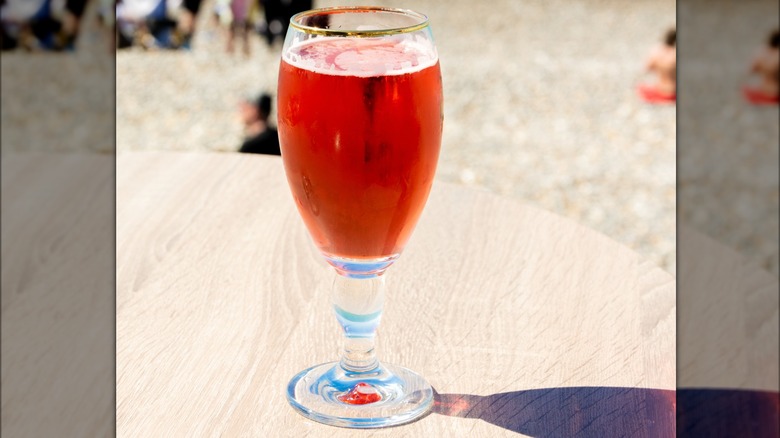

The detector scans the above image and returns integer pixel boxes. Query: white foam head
[284,34,438,77]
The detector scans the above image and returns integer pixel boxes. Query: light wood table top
[116,152,675,437]
[678,225,778,392]
[2,153,115,438]
[676,226,778,436]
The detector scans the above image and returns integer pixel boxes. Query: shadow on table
[432,386,676,437]
[677,388,780,437]
[433,387,780,437]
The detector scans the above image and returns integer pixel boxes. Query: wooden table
[677,226,779,436]
[678,226,778,392]
[117,152,675,437]
[2,153,115,438]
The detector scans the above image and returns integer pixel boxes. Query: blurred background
[678,0,779,276]
[7,0,679,273]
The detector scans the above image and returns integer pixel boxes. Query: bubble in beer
[302,174,319,216]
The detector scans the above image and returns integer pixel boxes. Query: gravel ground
[8,0,680,273]
[678,0,779,276]
[1,2,114,154]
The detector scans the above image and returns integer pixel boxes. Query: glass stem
[332,274,385,373]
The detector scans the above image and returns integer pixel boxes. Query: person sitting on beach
[743,29,779,105]
[238,93,281,156]
[638,28,676,104]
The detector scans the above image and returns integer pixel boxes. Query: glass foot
[286,361,434,428]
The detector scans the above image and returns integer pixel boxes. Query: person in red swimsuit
[743,29,779,105]
[638,28,676,104]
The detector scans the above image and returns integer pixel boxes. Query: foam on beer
[284,34,438,77]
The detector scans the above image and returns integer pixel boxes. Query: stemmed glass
[277,7,443,428]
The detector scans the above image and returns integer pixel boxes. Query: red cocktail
[279,7,441,428]
[278,37,442,266]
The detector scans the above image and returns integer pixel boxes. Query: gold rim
[289,6,429,37]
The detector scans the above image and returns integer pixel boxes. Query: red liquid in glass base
[278,37,443,260]
[338,383,382,405]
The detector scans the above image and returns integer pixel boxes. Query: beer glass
[277,7,442,428]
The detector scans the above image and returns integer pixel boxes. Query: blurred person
[96,0,116,52]
[226,0,253,56]
[212,0,230,27]
[56,0,89,49]
[174,0,201,49]
[1,0,89,51]
[116,0,180,49]
[1,0,29,50]
[260,0,311,48]
[116,0,163,48]
[1,0,15,49]
[143,0,181,49]
[638,27,676,104]
[1,0,61,51]
[743,28,779,105]
[238,93,280,155]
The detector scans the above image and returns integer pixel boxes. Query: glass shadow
[677,388,779,437]
[432,386,675,436]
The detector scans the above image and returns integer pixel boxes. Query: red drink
[278,37,442,262]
